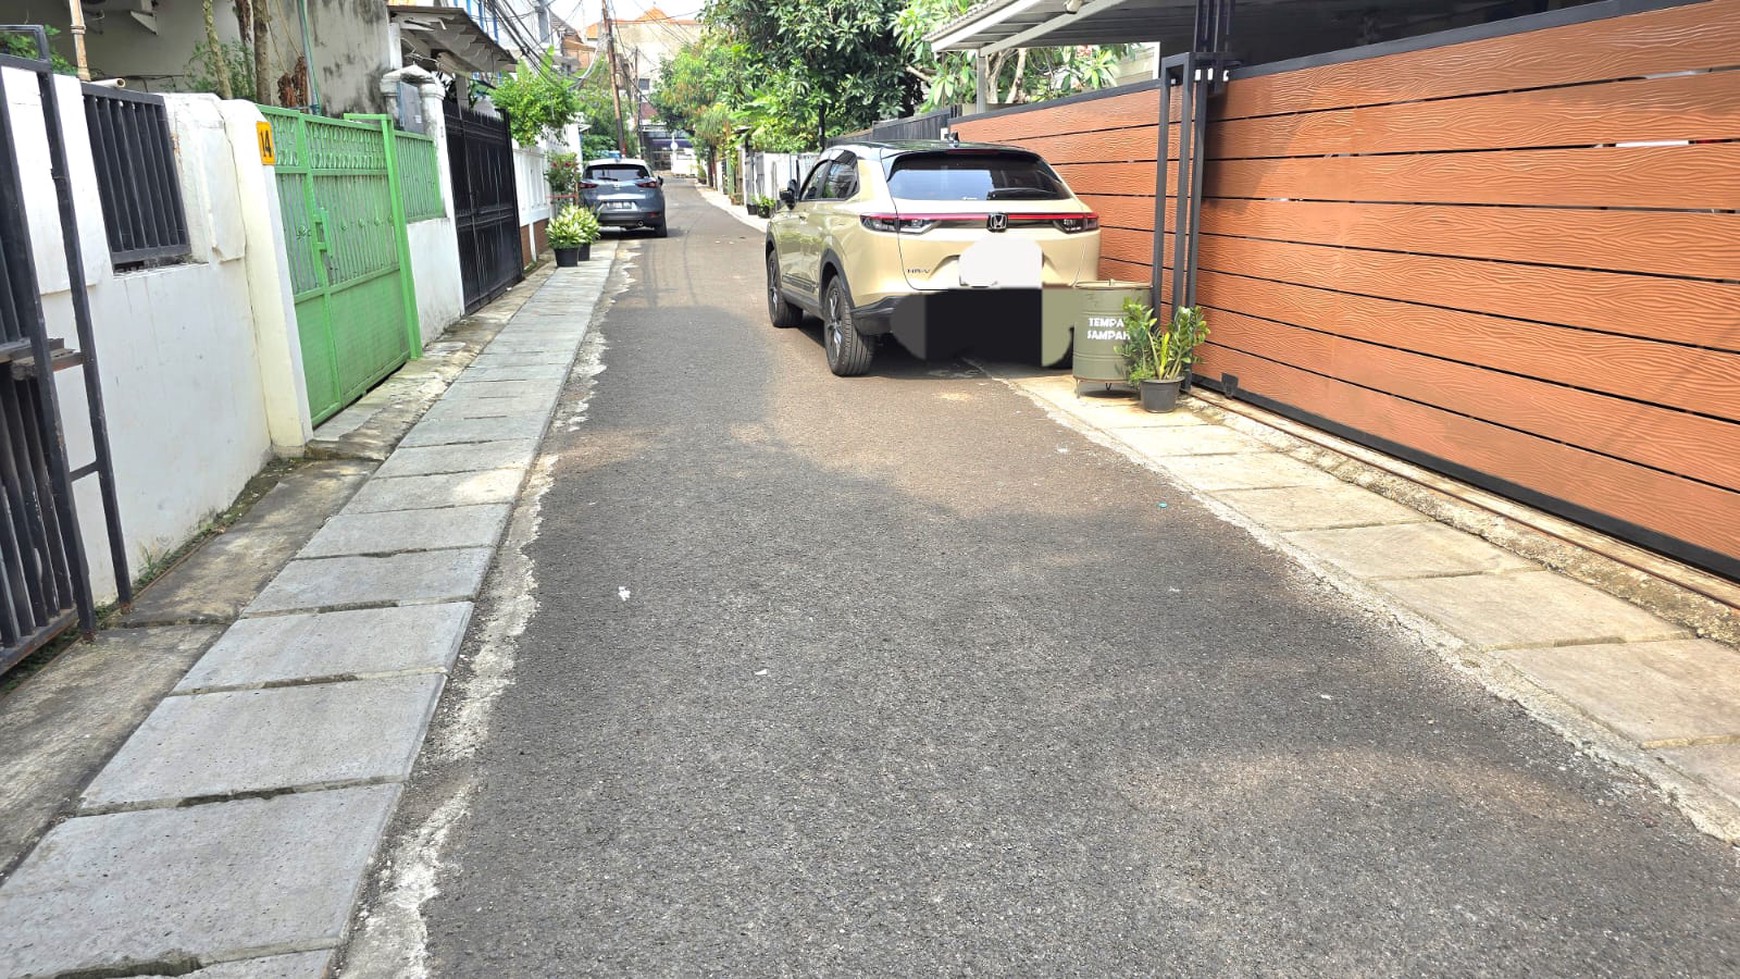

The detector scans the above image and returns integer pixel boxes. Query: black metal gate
[445,100,521,313]
[0,29,130,675]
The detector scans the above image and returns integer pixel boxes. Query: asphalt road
[407,182,1740,976]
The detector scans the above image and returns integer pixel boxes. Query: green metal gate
[263,109,432,424]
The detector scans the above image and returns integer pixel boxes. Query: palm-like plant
[1121,300,1209,384]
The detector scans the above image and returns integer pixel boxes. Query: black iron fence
[0,30,131,675]
[833,106,962,146]
[82,84,190,267]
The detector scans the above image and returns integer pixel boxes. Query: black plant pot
[1140,377,1183,413]
[554,243,590,267]
[757,204,771,218]
[744,202,757,215]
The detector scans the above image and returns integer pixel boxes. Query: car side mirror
[779,188,796,208]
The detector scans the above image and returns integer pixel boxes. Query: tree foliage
[571,62,624,157]
[1,26,76,75]
[894,0,1128,110]
[702,0,919,143]
[649,33,746,157]
[651,0,1128,161]
[187,39,256,100]
[485,49,585,147]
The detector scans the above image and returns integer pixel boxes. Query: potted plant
[744,196,759,216]
[548,205,601,267]
[1120,300,1209,412]
[755,195,776,218]
[545,151,580,207]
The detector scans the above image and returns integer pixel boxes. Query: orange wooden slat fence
[951,0,1740,580]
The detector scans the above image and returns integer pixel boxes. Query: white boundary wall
[405,81,465,344]
[516,144,552,226]
[746,151,822,203]
[515,144,551,263]
[6,72,303,603]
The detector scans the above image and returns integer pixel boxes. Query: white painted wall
[408,79,464,344]
[6,71,302,603]
[747,151,822,202]
[217,99,313,450]
[516,144,552,226]
[409,218,465,342]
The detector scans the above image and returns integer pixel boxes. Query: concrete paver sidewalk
[0,247,617,979]
[1002,373,1740,837]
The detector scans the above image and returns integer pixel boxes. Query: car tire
[767,250,803,328]
[822,275,874,377]
[652,221,668,238]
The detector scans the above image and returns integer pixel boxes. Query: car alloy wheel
[826,290,842,352]
[821,277,873,376]
[766,251,802,328]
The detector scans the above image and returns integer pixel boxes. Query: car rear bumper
[596,210,663,227]
[854,289,1063,365]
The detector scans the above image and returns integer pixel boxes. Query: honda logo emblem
[987,213,1008,232]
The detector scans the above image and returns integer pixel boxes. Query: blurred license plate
[958,235,1042,288]
[602,201,634,210]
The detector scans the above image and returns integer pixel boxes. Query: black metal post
[1168,52,1195,318]
[1150,59,1177,314]
[34,36,131,608]
[0,33,95,634]
[1184,56,1213,310]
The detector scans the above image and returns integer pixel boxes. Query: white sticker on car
[958,235,1043,289]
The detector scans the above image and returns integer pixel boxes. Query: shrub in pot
[756,195,776,218]
[545,151,580,196]
[1120,300,1209,412]
[549,205,601,267]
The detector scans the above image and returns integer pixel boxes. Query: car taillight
[579,180,598,189]
[860,214,938,234]
[635,179,660,188]
[1055,213,1099,233]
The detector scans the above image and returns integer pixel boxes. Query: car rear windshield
[885,152,1067,202]
[586,164,650,182]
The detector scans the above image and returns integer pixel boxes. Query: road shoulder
[994,370,1740,842]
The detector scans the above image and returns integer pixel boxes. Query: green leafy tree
[702,0,919,144]
[484,49,585,147]
[187,39,256,100]
[895,0,1129,110]
[650,34,751,176]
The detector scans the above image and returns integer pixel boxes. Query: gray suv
[580,158,667,237]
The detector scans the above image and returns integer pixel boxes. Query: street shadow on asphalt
[428,356,1740,975]
[790,321,1069,383]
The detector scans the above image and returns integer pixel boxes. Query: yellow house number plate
[256,121,276,165]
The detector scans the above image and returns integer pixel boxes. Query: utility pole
[535,0,550,47]
[602,0,627,155]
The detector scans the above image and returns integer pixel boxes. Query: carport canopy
[928,0,1589,64]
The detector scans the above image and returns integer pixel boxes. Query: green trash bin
[1055,280,1150,395]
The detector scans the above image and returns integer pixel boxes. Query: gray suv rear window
[586,164,651,181]
[886,152,1067,201]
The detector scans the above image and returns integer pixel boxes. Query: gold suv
[766,141,1101,376]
